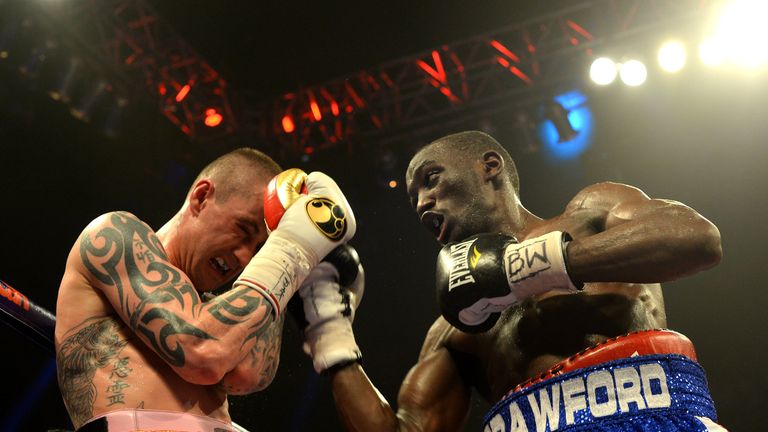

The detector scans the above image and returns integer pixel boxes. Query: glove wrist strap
[502,230,582,297]
[235,235,313,318]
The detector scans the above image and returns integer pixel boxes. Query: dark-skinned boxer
[297,131,725,431]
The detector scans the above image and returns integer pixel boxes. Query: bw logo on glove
[306,198,347,241]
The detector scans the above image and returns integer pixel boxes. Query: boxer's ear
[481,151,504,182]
[189,179,214,215]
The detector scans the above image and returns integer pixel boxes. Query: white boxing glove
[298,244,364,373]
[234,169,356,318]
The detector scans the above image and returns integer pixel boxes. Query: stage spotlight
[711,0,768,68]
[537,90,594,161]
[388,180,398,188]
[204,108,223,127]
[545,101,577,143]
[699,38,727,67]
[589,57,617,85]
[175,84,191,103]
[281,114,295,133]
[619,59,647,86]
[658,41,687,73]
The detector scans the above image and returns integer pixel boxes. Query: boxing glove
[234,169,356,318]
[295,244,364,373]
[263,168,308,234]
[436,231,582,333]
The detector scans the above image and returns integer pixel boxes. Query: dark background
[2,1,767,430]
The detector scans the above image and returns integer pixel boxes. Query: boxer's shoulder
[82,211,150,233]
[565,182,650,213]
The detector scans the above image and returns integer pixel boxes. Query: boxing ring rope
[0,279,56,354]
[0,279,250,432]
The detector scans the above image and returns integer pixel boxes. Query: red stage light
[331,101,340,116]
[310,100,322,121]
[175,84,191,102]
[204,108,223,127]
[282,115,295,133]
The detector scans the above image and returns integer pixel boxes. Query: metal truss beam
[38,0,237,141]
[247,0,712,156]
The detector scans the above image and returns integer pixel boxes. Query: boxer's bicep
[396,348,471,432]
[565,183,721,282]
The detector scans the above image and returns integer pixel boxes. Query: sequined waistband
[483,354,716,432]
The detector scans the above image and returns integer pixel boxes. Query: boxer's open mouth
[210,257,231,275]
[421,211,445,239]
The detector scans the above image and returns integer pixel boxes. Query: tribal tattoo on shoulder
[79,212,270,369]
[57,317,130,427]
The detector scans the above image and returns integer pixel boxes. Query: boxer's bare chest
[444,213,667,402]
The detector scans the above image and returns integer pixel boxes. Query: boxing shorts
[483,329,727,431]
[77,408,241,432]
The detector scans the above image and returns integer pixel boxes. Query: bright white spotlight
[589,57,617,85]
[658,41,687,73]
[707,0,768,68]
[619,59,647,86]
[699,37,727,67]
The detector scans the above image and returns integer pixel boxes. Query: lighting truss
[36,0,237,141]
[246,0,712,154]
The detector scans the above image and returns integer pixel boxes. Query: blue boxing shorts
[483,330,727,432]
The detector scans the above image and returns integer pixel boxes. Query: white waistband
[80,408,236,432]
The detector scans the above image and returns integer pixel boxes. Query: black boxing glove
[436,231,582,333]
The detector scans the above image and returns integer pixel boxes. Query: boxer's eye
[425,170,440,188]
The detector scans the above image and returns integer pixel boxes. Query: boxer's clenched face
[406,145,497,244]
[187,186,268,292]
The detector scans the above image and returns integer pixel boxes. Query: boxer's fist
[269,170,355,258]
[234,170,356,317]
[436,231,581,333]
[264,168,308,233]
[297,244,364,373]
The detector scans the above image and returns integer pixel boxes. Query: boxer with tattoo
[312,131,725,431]
[55,148,356,431]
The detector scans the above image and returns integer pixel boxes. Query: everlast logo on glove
[447,238,478,291]
[306,198,347,241]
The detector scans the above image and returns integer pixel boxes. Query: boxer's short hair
[191,148,282,201]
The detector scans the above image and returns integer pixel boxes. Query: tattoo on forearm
[221,313,284,394]
[206,286,269,327]
[80,212,213,367]
[254,313,283,389]
[57,318,129,427]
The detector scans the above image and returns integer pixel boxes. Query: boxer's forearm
[220,313,285,395]
[330,364,400,432]
[566,201,722,283]
[330,356,469,432]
